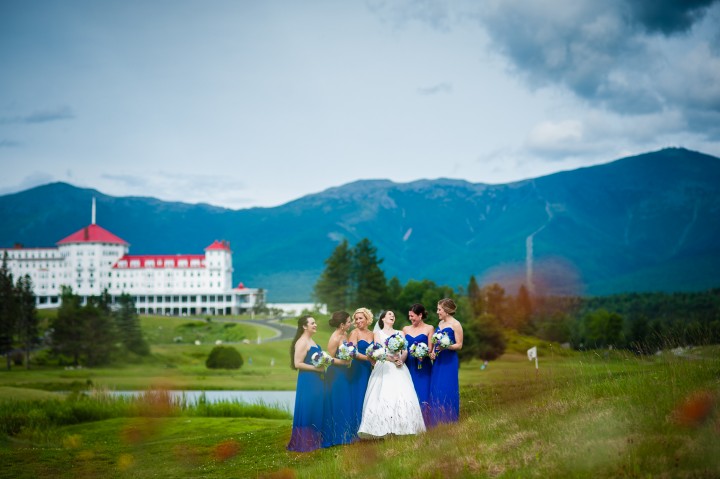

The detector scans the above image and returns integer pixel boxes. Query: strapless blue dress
[287,344,325,451]
[406,333,432,425]
[428,327,459,427]
[349,339,372,435]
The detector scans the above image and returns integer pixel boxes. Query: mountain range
[1,147,719,301]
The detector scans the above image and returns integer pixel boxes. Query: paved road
[217,317,297,342]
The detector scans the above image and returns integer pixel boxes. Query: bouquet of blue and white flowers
[365,342,387,363]
[311,350,334,369]
[337,341,357,365]
[431,331,453,351]
[409,342,430,369]
[385,332,408,354]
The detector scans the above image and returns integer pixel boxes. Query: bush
[205,346,244,370]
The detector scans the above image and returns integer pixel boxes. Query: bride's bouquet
[337,341,357,366]
[409,342,430,369]
[311,350,334,369]
[365,342,387,363]
[385,332,408,354]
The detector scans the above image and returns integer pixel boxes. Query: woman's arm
[327,333,350,366]
[293,340,323,372]
[449,321,464,351]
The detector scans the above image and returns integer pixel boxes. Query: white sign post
[527,346,538,377]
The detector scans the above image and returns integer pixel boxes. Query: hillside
[1,148,719,300]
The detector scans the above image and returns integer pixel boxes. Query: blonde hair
[353,307,374,326]
[438,298,457,316]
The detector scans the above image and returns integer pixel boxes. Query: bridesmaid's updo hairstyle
[329,310,350,328]
[353,307,373,328]
[290,315,312,370]
[410,303,427,320]
[438,298,457,316]
[377,310,388,330]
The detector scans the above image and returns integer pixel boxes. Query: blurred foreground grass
[1,345,718,478]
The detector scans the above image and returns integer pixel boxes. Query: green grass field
[1,312,718,478]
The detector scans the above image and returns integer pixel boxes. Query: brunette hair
[438,298,457,316]
[378,310,391,329]
[329,310,350,328]
[410,303,427,320]
[290,315,312,370]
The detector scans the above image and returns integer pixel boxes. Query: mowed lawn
[1,313,719,478]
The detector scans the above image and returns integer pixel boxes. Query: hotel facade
[0,206,263,315]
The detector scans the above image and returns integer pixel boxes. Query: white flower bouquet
[409,342,430,369]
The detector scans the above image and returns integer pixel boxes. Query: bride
[357,310,426,438]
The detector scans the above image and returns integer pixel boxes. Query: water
[108,390,296,415]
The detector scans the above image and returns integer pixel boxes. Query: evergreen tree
[15,275,38,369]
[82,303,117,366]
[483,283,508,327]
[313,240,353,312]
[115,293,149,355]
[51,286,85,366]
[386,276,404,322]
[0,252,16,370]
[352,238,389,312]
[467,276,483,317]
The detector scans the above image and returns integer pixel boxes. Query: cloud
[417,82,453,95]
[476,0,720,121]
[101,171,250,208]
[0,105,75,124]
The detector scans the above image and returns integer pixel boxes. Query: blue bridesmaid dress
[428,327,459,427]
[321,349,355,447]
[349,339,372,434]
[405,333,432,425]
[287,344,325,452]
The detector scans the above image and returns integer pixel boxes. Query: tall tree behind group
[15,275,38,369]
[313,238,388,313]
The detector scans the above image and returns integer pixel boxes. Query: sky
[1,0,719,209]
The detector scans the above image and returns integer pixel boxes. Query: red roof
[57,224,128,246]
[113,254,205,269]
[205,240,231,251]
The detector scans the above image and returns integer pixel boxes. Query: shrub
[205,346,244,370]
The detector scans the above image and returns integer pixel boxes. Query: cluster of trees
[313,239,507,361]
[313,239,720,356]
[529,290,720,351]
[0,253,39,369]
[51,287,150,366]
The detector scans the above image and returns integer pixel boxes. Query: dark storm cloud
[625,0,717,35]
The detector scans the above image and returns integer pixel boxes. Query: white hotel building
[0,209,263,315]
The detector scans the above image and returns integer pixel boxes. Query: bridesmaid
[287,315,327,452]
[428,298,464,427]
[402,303,434,425]
[321,311,355,447]
[347,307,374,435]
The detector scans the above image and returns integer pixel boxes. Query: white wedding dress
[357,329,426,438]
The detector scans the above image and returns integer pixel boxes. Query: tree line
[313,239,720,356]
[0,252,150,369]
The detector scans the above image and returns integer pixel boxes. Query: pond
[108,390,296,415]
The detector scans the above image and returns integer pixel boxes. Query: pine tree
[0,252,16,370]
[82,303,117,366]
[313,240,353,312]
[115,293,149,355]
[15,275,38,369]
[352,238,389,312]
[467,276,483,317]
[52,286,85,366]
